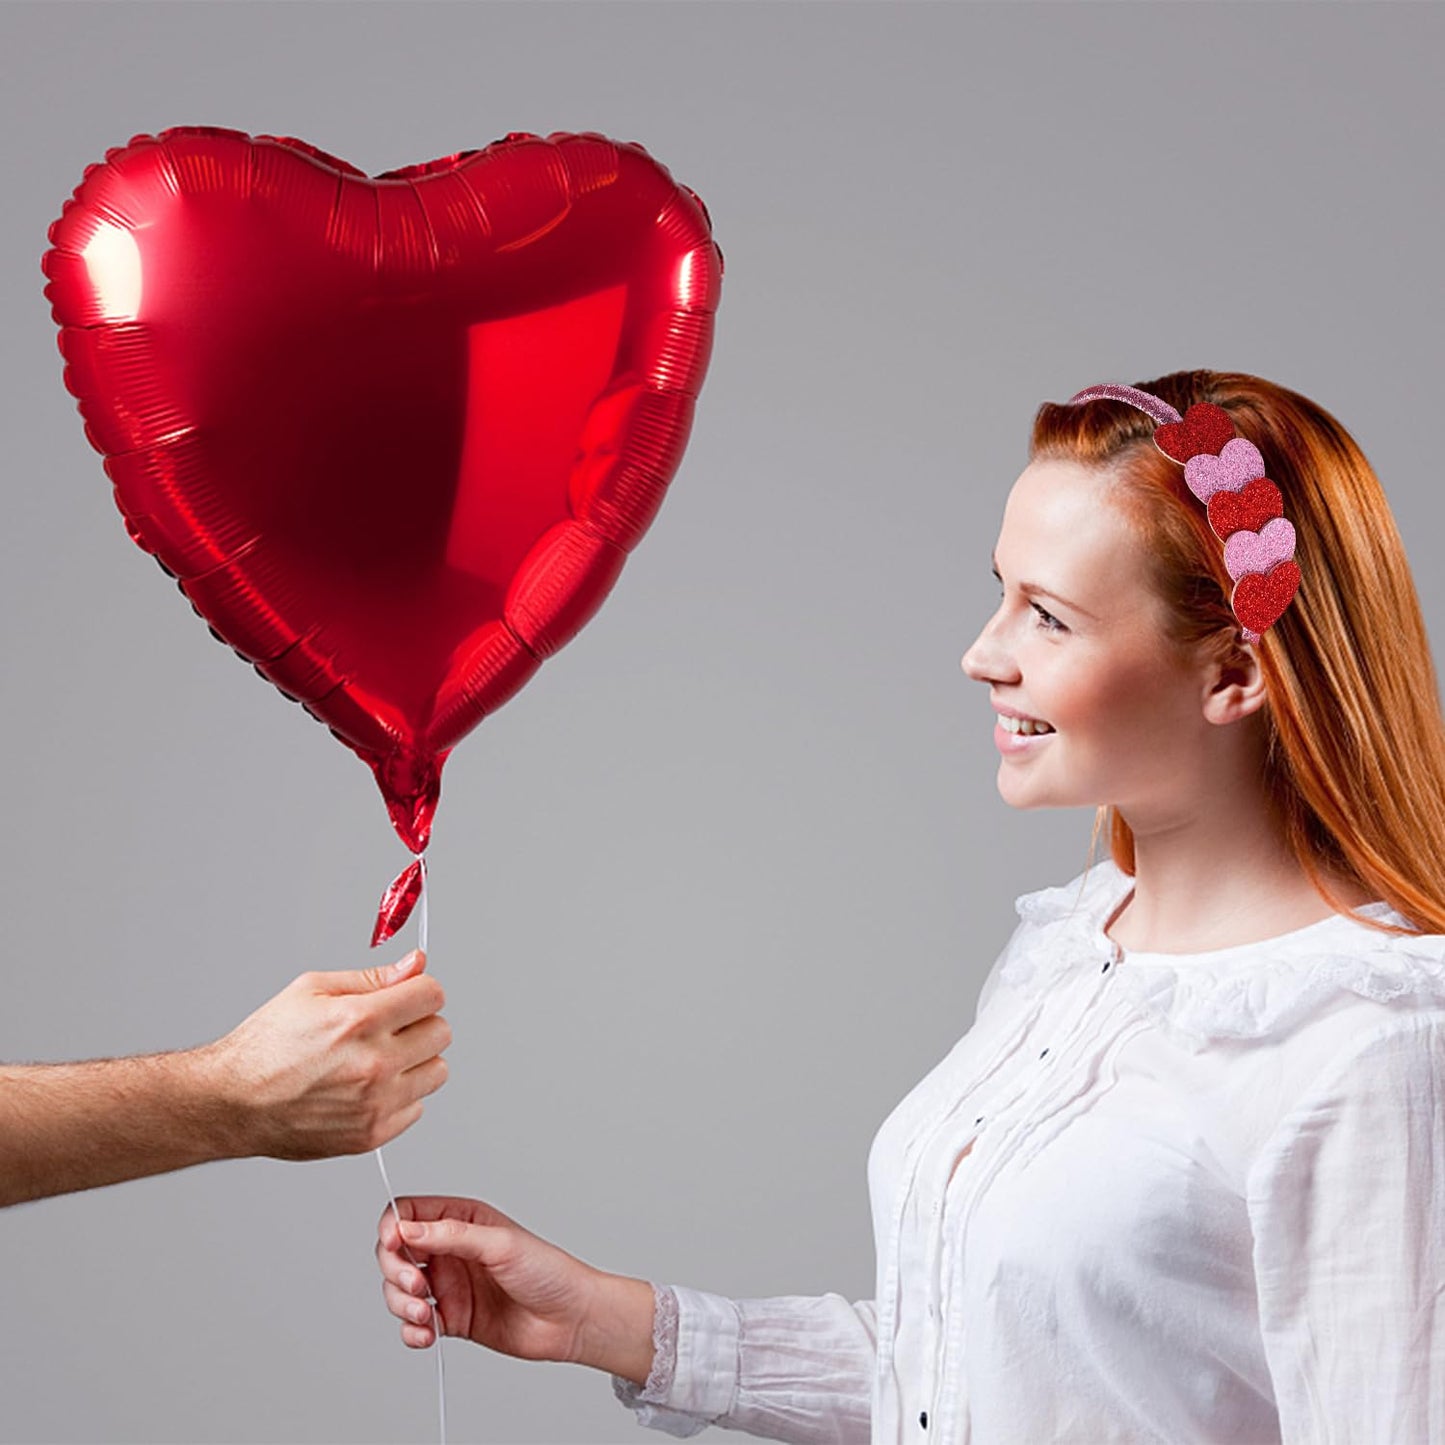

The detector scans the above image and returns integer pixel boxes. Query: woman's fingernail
[400,1220,423,1238]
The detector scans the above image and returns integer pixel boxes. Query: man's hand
[203,950,451,1160]
[0,950,450,1208]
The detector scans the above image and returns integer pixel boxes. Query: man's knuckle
[340,1050,380,1094]
[335,997,371,1038]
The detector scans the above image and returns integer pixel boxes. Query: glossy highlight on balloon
[42,126,724,856]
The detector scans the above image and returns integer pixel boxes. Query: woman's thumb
[400,1218,501,1262]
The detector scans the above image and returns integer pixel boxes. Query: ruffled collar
[1000,858,1445,1046]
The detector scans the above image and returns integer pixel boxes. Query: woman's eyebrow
[991,551,1099,620]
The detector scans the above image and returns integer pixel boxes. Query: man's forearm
[0,1044,245,1207]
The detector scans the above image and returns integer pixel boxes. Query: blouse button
[974,1115,984,1125]
[919,1411,929,1429]
[1039,1047,1049,1058]
[1101,960,1111,973]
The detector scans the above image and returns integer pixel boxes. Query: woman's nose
[961,620,1009,685]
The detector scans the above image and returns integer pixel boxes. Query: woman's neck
[1104,851,1375,956]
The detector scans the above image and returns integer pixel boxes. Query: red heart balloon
[42,127,723,853]
[1207,475,1284,541]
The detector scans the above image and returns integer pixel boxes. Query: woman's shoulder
[1000,858,1445,1047]
[1123,904,1445,1049]
[1160,911,1445,1043]
[1011,856,1127,926]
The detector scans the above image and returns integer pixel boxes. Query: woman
[374,370,1445,1443]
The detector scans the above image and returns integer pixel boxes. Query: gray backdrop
[2,2,1441,1441]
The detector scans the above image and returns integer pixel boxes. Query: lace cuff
[620,1280,681,1403]
[611,1283,711,1437]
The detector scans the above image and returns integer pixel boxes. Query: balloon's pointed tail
[364,747,447,853]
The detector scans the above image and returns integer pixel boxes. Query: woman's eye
[996,586,1065,634]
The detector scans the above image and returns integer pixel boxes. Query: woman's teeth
[1001,715,1055,735]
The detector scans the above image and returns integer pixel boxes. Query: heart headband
[1063,383,1301,644]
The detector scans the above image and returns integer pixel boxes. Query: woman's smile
[993,717,1058,755]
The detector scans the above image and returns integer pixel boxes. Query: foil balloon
[42,127,723,938]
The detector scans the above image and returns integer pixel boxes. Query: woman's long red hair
[1030,369,1444,937]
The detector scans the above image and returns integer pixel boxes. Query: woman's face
[960,457,1234,814]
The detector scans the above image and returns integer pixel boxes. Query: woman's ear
[1202,633,1268,726]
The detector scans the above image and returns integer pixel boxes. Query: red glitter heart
[1154,403,1235,463]
[1232,559,1301,634]
[1207,476,1283,541]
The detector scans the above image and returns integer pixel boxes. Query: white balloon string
[374,853,445,1445]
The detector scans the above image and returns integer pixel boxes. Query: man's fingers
[400,1055,449,1105]
[367,973,447,1033]
[312,950,427,997]
[394,1013,452,1071]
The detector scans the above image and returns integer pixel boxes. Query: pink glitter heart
[1183,437,1266,504]
[1223,516,1295,582]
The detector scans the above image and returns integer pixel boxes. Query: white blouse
[612,857,1445,1443]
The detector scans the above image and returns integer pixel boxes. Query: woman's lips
[994,719,1056,754]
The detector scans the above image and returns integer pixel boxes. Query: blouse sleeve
[611,1281,878,1444]
[1244,1013,1445,1443]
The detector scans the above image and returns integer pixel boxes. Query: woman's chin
[996,773,1053,809]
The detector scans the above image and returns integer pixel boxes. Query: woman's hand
[375,1194,607,1364]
